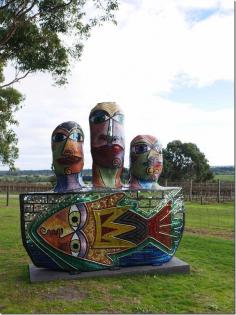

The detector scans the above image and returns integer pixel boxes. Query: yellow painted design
[90,102,123,116]
[93,206,136,249]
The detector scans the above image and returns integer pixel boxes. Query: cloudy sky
[2,0,234,170]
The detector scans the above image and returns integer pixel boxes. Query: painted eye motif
[90,110,109,124]
[69,132,84,142]
[69,211,81,228]
[132,143,151,154]
[112,114,124,124]
[52,133,67,142]
[70,234,81,256]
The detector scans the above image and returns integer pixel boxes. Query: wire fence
[184,203,234,234]
[0,181,234,235]
[0,179,234,205]
[161,179,235,203]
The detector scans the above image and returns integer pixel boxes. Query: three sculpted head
[52,102,163,191]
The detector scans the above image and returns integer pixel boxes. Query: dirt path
[185,227,234,240]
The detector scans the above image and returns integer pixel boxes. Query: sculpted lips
[57,156,82,165]
[111,144,123,154]
[95,144,123,154]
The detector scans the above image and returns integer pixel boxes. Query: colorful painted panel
[20,188,184,272]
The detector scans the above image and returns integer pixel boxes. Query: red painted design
[147,202,172,249]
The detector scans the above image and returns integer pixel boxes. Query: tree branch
[0,1,38,47]
[16,0,37,18]
[28,0,74,21]
[0,70,31,88]
[0,20,18,46]
[0,0,16,10]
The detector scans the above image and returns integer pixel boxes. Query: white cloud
[179,13,233,86]
[176,0,234,10]
[1,0,234,170]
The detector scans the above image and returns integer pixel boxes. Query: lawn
[214,174,235,182]
[0,197,234,314]
[185,201,234,232]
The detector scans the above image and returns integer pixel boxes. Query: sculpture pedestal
[28,257,190,283]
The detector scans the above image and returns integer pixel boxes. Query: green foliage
[0,198,234,313]
[0,0,118,86]
[0,0,118,168]
[0,69,23,169]
[0,174,53,183]
[161,140,214,182]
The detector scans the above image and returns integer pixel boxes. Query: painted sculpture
[89,102,125,188]
[51,121,84,192]
[129,135,163,189]
[20,103,185,272]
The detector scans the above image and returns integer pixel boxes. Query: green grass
[214,174,235,182]
[185,201,234,231]
[0,197,234,314]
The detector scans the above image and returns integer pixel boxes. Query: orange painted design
[37,207,75,254]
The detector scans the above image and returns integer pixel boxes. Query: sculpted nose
[63,148,74,155]
[107,118,113,139]
[63,139,75,155]
[148,149,159,159]
[107,135,113,143]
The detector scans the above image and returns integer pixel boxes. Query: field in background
[0,165,234,184]
[185,202,234,231]
[0,197,234,314]
[0,179,235,205]
[214,174,235,182]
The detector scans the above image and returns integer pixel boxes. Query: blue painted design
[118,245,171,267]
[27,240,61,270]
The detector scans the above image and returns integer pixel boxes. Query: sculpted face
[130,135,163,181]
[51,121,84,176]
[89,102,125,168]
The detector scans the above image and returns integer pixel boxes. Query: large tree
[0,74,23,169]
[0,0,118,169]
[161,140,213,182]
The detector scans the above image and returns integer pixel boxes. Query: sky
[1,0,234,170]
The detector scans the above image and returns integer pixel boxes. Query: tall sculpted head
[51,121,84,191]
[89,102,125,188]
[129,135,163,189]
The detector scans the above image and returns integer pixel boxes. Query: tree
[160,140,214,182]
[0,67,23,169]
[0,0,118,168]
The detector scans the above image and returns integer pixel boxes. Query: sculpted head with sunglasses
[89,102,125,188]
[51,121,84,192]
[129,135,163,189]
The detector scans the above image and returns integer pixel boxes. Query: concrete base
[29,257,190,283]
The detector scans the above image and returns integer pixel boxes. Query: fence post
[6,185,9,206]
[189,179,193,201]
[217,179,221,203]
[164,179,168,187]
